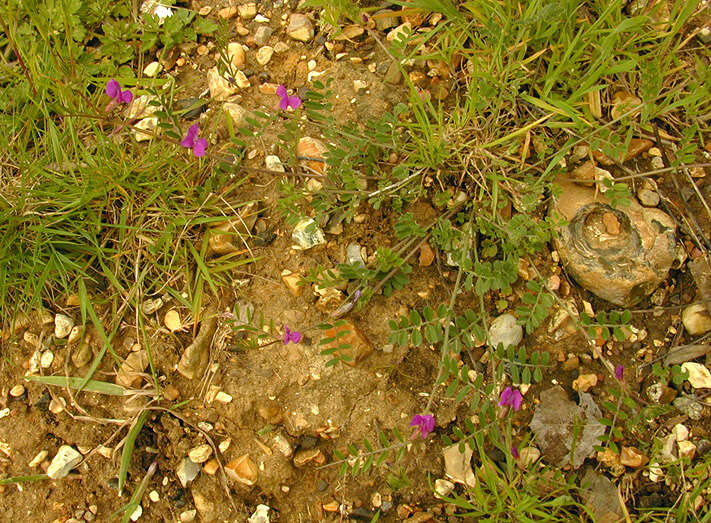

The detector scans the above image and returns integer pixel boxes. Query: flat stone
[286,14,314,42]
[572,373,598,393]
[488,313,523,348]
[580,469,625,523]
[673,396,705,420]
[673,423,689,442]
[134,116,159,142]
[682,304,711,336]
[115,350,149,388]
[434,478,454,497]
[292,218,326,250]
[227,42,246,70]
[419,242,435,267]
[207,67,239,101]
[176,456,201,487]
[321,319,374,366]
[180,510,197,523]
[254,27,272,47]
[550,177,676,306]
[247,504,271,523]
[192,491,216,522]
[188,444,212,464]
[374,9,399,31]
[530,386,605,469]
[225,454,258,485]
[281,270,303,296]
[237,3,256,19]
[637,188,660,207]
[384,62,401,85]
[223,102,249,127]
[681,362,711,389]
[265,155,285,172]
[620,446,648,468]
[678,440,696,460]
[143,61,161,77]
[442,442,475,487]
[54,314,74,338]
[217,6,237,19]
[256,46,274,66]
[297,137,328,175]
[47,445,82,479]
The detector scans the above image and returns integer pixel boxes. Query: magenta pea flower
[276,85,302,111]
[180,123,208,157]
[410,414,435,439]
[615,364,624,381]
[282,325,302,345]
[105,79,133,104]
[511,446,520,459]
[498,386,523,412]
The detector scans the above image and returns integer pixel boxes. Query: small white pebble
[149,490,160,502]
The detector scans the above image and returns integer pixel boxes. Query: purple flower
[282,325,302,345]
[410,414,435,439]
[276,85,302,111]
[498,386,523,412]
[511,446,520,459]
[105,79,133,104]
[615,364,624,381]
[180,123,208,157]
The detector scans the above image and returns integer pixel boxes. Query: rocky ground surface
[2,1,711,522]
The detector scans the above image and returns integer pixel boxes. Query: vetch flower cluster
[410,414,435,439]
[615,364,624,381]
[282,325,302,345]
[276,85,302,111]
[106,79,133,104]
[498,386,523,411]
[180,123,208,157]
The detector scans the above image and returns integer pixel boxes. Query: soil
[1,2,710,523]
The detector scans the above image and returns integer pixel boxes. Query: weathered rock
[637,187,660,207]
[225,454,258,485]
[176,456,201,487]
[293,448,323,467]
[384,62,401,85]
[620,446,648,468]
[141,297,163,315]
[177,304,218,379]
[346,243,365,267]
[248,505,271,523]
[217,6,237,19]
[673,396,705,420]
[281,270,303,296]
[256,46,274,66]
[237,3,256,19]
[610,91,642,120]
[188,444,212,464]
[224,102,249,127]
[297,137,328,175]
[488,313,523,348]
[678,440,696,460]
[208,202,259,255]
[47,445,82,479]
[143,61,161,77]
[192,490,216,522]
[254,27,272,47]
[207,67,239,101]
[442,442,475,487]
[292,218,326,250]
[134,116,159,142]
[681,362,711,389]
[164,309,182,331]
[580,469,625,523]
[265,155,285,172]
[227,42,245,70]
[434,478,454,497]
[115,350,149,388]
[517,446,541,470]
[419,242,435,267]
[286,14,314,42]
[321,319,373,366]
[54,314,74,338]
[572,373,598,393]
[530,386,605,469]
[550,177,677,306]
[682,304,711,336]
